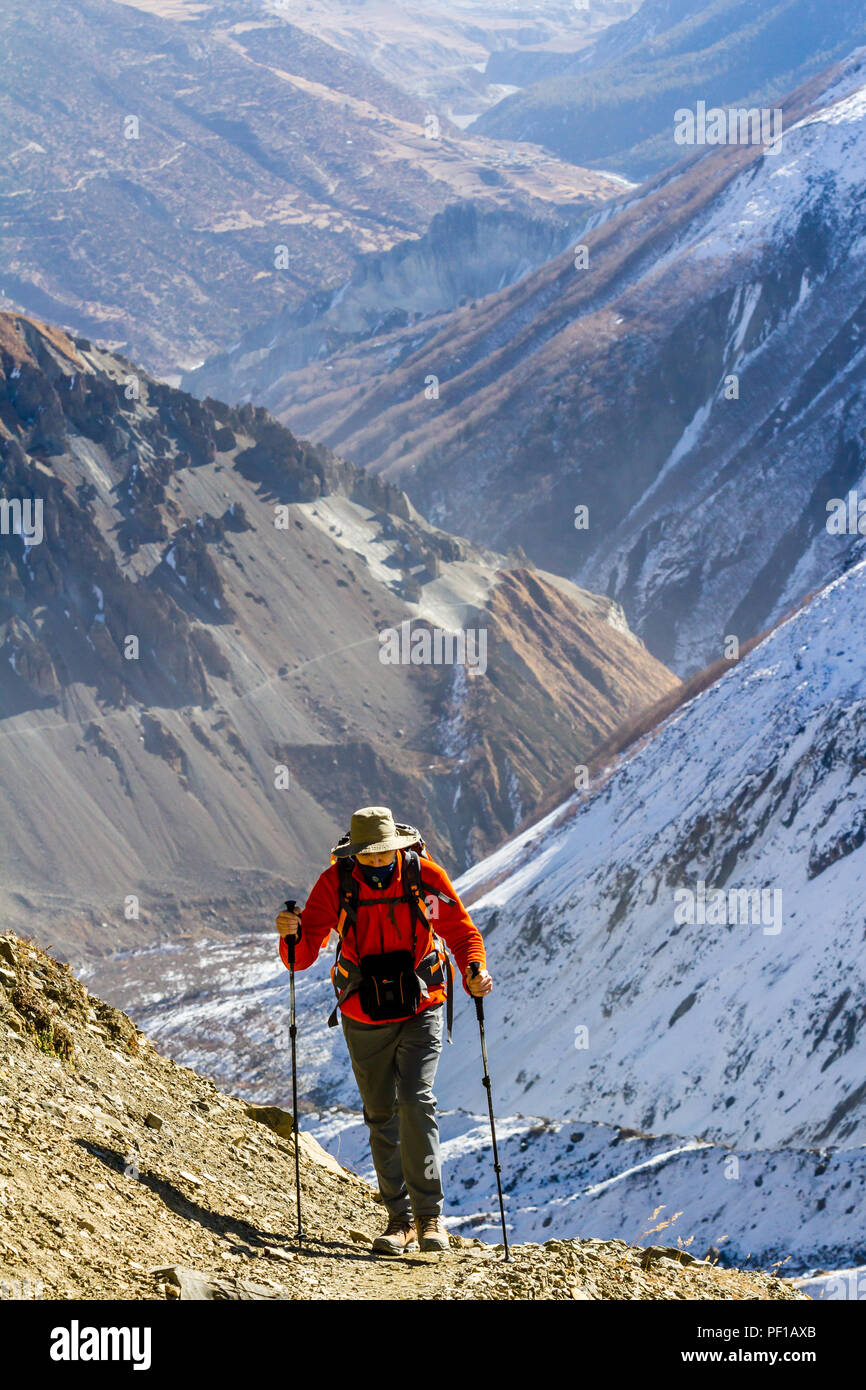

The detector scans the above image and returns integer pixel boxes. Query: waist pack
[333,947,447,1025]
[359,950,421,1021]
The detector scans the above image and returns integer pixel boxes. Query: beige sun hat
[333,806,419,858]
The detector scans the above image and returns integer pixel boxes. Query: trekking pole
[284,900,303,1245]
[468,961,509,1261]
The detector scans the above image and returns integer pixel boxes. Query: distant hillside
[0,310,676,957]
[475,0,866,179]
[230,53,866,673]
[0,0,616,377]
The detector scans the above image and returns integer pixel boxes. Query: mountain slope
[0,310,676,955]
[269,0,639,125]
[229,53,866,672]
[86,562,866,1275]
[475,0,866,179]
[436,556,866,1153]
[183,202,580,404]
[0,0,617,378]
[0,927,807,1298]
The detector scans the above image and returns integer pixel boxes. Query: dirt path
[0,931,806,1302]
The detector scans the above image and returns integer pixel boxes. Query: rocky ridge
[0,309,676,957]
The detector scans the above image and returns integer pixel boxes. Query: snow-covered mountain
[308,1106,866,1276]
[588,56,866,669]
[437,557,866,1152]
[210,51,866,673]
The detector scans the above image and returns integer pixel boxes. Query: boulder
[244,1105,345,1175]
[153,1265,287,1300]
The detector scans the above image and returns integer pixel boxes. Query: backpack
[327,825,456,1039]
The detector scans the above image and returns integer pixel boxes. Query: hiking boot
[372,1217,418,1256]
[416,1216,449,1253]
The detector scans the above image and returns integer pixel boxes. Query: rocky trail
[0,931,806,1302]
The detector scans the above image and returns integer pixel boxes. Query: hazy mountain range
[476,0,866,179]
[187,49,866,673]
[0,0,618,378]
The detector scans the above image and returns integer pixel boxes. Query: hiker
[276,806,492,1255]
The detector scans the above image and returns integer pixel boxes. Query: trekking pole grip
[469,961,484,1021]
[285,899,301,962]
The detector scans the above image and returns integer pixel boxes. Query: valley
[190,50,866,674]
[0,0,621,379]
[0,309,675,958]
[2,0,865,1308]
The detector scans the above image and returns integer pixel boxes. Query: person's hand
[276,908,301,939]
[466,966,492,997]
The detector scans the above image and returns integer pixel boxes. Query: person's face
[356,850,397,868]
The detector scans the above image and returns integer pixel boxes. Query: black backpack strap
[404,851,454,1041]
[328,859,361,1027]
[403,850,443,945]
[336,856,359,932]
[328,958,362,1027]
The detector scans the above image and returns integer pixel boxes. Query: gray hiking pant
[341,1004,444,1221]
